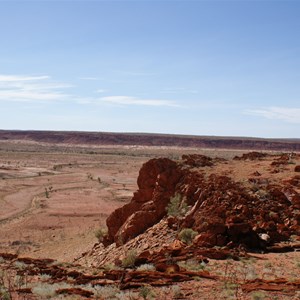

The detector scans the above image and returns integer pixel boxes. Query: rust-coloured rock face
[105,158,182,245]
[104,154,300,250]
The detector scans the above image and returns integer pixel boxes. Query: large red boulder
[104,158,182,245]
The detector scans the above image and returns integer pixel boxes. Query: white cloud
[0,75,49,82]
[245,107,300,124]
[0,74,71,102]
[100,96,179,107]
[0,74,180,108]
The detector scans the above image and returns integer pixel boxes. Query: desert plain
[0,135,300,300]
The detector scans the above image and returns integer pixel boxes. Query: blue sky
[0,1,299,138]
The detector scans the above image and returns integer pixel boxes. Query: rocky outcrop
[104,158,182,246]
[103,153,300,251]
[242,278,300,293]
[182,154,214,167]
[234,151,268,160]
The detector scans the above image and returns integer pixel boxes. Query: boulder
[105,158,182,245]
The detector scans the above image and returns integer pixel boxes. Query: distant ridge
[0,130,300,151]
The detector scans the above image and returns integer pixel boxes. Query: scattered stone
[234,152,267,161]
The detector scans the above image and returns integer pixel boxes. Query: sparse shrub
[172,285,183,299]
[224,282,239,299]
[223,259,241,299]
[14,274,25,289]
[264,262,272,268]
[93,284,120,299]
[193,276,202,281]
[166,193,188,217]
[122,250,137,268]
[250,183,260,193]
[13,261,27,270]
[32,283,57,298]
[239,258,257,281]
[0,270,12,300]
[251,291,266,300]
[102,263,121,271]
[95,227,108,242]
[0,288,11,300]
[136,264,156,272]
[178,259,205,271]
[178,228,197,244]
[139,285,156,300]
[45,187,49,198]
[53,164,63,171]
[39,273,52,281]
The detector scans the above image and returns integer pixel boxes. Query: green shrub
[178,259,206,271]
[122,250,137,268]
[166,193,188,217]
[172,285,183,299]
[139,285,156,299]
[95,227,108,242]
[0,289,11,300]
[93,285,120,299]
[178,228,197,244]
[251,291,266,300]
[32,283,57,298]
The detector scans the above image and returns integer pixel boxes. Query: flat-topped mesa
[102,153,300,250]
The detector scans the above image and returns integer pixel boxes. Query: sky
[0,0,300,138]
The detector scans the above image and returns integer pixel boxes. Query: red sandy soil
[0,147,142,261]
[0,140,299,299]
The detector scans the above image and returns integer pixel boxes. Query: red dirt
[0,138,300,299]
